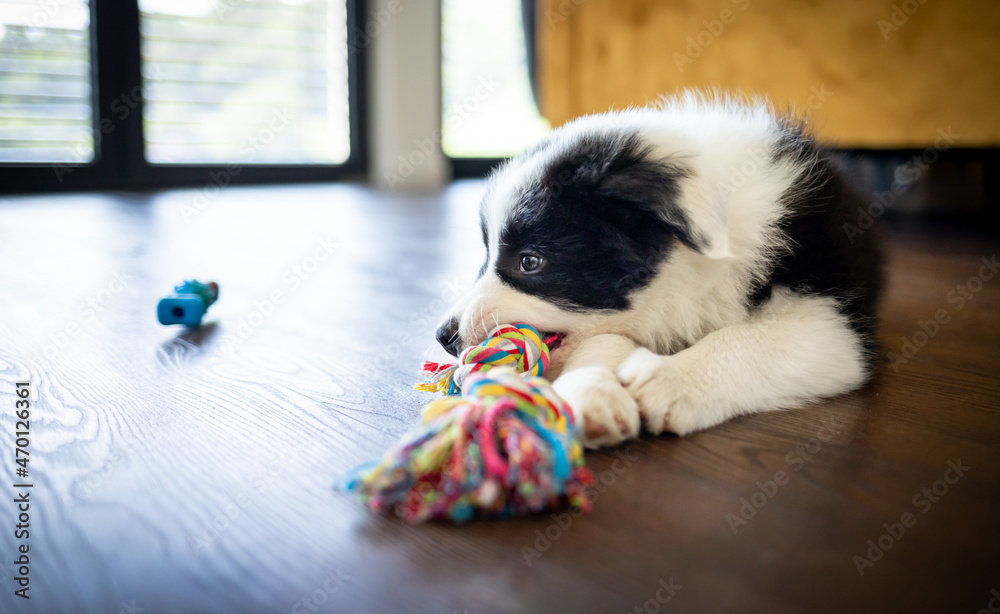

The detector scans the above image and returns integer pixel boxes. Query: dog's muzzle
[435,317,462,357]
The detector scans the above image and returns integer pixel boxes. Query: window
[0,0,95,163]
[441,0,549,160]
[139,0,350,165]
[0,0,364,192]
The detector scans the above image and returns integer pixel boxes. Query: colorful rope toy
[415,323,559,395]
[157,280,218,327]
[338,323,593,523]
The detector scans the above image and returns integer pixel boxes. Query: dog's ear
[595,146,733,260]
[540,131,732,259]
[666,179,732,259]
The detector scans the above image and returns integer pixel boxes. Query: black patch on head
[478,210,489,278]
[756,122,885,363]
[490,131,691,311]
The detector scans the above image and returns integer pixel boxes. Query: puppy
[436,92,883,448]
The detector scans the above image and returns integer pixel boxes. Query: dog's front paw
[617,348,700,436]
[553,366,640,449]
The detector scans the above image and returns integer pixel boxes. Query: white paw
[553,366,640,449]
[617,348,700,436]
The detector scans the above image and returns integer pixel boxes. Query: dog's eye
[519,253,545,273]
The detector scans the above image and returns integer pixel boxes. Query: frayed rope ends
[336,323,593,523]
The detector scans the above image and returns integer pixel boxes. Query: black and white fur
[436,92,883,448]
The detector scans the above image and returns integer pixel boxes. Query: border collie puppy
[436,92,883,448]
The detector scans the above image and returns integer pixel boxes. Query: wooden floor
[0,181,997,614]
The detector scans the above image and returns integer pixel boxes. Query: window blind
[0,0,94,164]
[139,0,350,165]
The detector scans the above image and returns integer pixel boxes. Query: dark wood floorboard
[0,182,997,614]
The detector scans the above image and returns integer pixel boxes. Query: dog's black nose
[435,317,462,357]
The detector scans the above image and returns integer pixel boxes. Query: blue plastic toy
[157,280,219,327]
